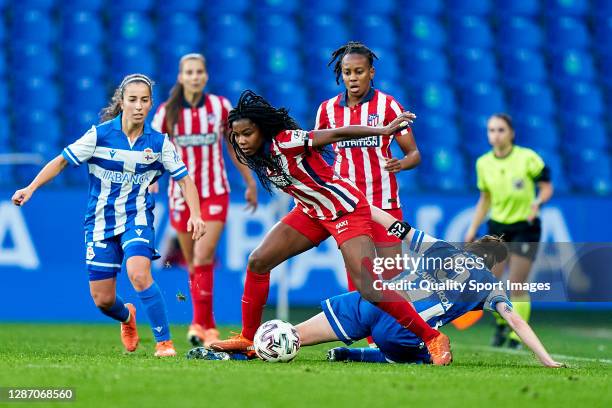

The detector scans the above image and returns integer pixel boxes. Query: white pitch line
[459,344,612,365]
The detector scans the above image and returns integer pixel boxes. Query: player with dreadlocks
[209,90,453,365]
[316,41,421,296]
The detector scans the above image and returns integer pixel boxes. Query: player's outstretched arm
[496,302,565,368]
[310,111,416,148]
[176,176,206,240]
[12,154,68,206]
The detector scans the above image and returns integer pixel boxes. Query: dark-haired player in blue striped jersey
[295,210,563,367]
[12,74,206,357]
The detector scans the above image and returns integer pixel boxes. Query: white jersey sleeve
[409,229,442,256]
[161,136,188,181]
[62,126,97,166]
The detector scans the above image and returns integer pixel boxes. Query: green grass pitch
[1,311,610,408]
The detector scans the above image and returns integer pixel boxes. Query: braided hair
[228,90,300,193]
[328,41,378,85]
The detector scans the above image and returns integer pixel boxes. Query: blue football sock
[137,282,171,342]
[99,295,129,323]
[345,348,390,363]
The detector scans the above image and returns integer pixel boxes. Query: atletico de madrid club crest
[367,114,379,127]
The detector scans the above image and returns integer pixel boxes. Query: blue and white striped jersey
[62,115,188,242]
[398,230,512,329]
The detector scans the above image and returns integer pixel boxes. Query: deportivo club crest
[367,113,380,127]
[143,147,155,162]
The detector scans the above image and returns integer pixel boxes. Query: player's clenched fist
[12,186,34,206]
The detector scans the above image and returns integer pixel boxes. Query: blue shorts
[322,292,431,363]
[85,226,160,281]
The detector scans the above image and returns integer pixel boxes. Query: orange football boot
[425,333,453,366]
[120,303,139,352]
[154,340,177,357]
[209,333,255,357]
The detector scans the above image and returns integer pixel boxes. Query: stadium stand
[0,0,609,194]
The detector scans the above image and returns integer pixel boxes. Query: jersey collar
[338,87,376,107]
[111,114,152,135]
[182,93,206,109]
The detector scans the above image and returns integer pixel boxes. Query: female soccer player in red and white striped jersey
[315,41,421,290]
[151,54,258,347]
[209,90,452,365]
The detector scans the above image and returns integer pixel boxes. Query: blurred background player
[316,41,421,289]
[465,113,553,348]
[151,53,258,347]
[11,74,206,357]
[296,217,563,368]
[209,90,452,365]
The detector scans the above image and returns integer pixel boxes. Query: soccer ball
[253,319,301,362]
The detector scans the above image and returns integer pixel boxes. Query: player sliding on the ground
[209,90,452,365]
[11,74,206,357]
[296,213,564,368]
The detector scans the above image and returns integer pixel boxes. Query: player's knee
[247,249,271,273]
[193,248,215,266]
[90,291,115,310]
[127,269,152,291]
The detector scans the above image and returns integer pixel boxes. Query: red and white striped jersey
[269,129,365,221]
[151,93,231,201]
[315,88,410,210]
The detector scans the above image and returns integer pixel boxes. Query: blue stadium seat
[545,0,588,16]
[206,14,253,48]
[206,0,250,14]
[593,0,612,15]
[304,14,349,50]
[63,0,103,11]
[501,49,546,87]
[400,16,446,49]
[157,13,201,48]
[403,48,448,82]
[351,16,396,49]
[258,48,302,85]
[460,114,493,160]
[569,149,612,194]
[446,0,491,16]
[537,149,569,193]
[451,49,497,86]
[109,0,153,12]
[110,46,156,84]
[309,80,344,108]
[256,14,299,48]
[266,82,308,116]
[61,11,104,46]
[257,0,298,15]
[459,83,505,116]
[110,12,154,46]
[561,116,607,152]
[497,17,543,51]
[376,81,407,106]
[11,0,54,11]
[546,17,589,50]
[12,78,59,114]
[594,17,612,54]
[370,51,399,81]
[304,0,347,15]
[413,115,460,153]
[64,77,107,113]
[11,44,57,80]
[514,115,559,151]
[304,47,336,87]
[213,79,260,106]
[14,111,61,152]
[597,51,612,88]
[63,110,98,143]
[558,83,604,116]
[419,148,467,191]
[207,47,254,83]
[156,0,201,13]
[551,50,595,85]
[10,9,55,45]
[353,0,395,14]
[0,15,5,44]
[0,83,7,111]
[448,16,493,49]
[401,0,442,14]
[62,43,105,79]
[409,83,456,116]
[0,113,8,144]
[496,0,539,15]
[509,83,555,116]
[395,168,421,193]
[156,43,201,87]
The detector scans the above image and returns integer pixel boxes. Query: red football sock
[189,264,215,329]
[361,256,439,343]
[241,268,271,340]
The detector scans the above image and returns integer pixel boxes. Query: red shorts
[170,193,229,232]
[281,201,373,247]
[371,207,404,247]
